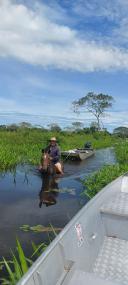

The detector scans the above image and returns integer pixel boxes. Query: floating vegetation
[47,187,76,195]
[20,224,63,233]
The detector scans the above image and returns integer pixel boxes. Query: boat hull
[17,173,128,285]
[61,149,95,160]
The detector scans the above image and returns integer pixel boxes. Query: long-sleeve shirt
[44,145,60,164]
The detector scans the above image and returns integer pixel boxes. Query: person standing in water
[42,137,63,175]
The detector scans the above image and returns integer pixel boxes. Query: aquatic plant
[82,140,128,198]
[20,224,62,233]
[83,163,128,198]
[0,128,118,172]
[0,239,47,285]
[47,187,76,195]
[115,141,128,164]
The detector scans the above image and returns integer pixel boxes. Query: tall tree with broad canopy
[72,92,114,130]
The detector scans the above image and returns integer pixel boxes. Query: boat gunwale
[17,174,124,285]
[61,149,95,155]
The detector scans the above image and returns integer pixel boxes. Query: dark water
[0,148,116,260]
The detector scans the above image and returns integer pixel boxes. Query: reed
[0,239,47,285]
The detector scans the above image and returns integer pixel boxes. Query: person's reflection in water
[39,173,59,208]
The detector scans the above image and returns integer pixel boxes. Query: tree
[64,126,74,132]
[47,123,61,132]
[7,124,18,131]
[19,122,32,128]
[113,126,128,138]
[73,92,114,130]
[72,121,84,131]
[90,121,99,132]
[0,125,7,130]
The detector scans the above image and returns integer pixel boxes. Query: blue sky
[0,0,128,130]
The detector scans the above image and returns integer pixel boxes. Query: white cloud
[71,0,128,45]
[71,0,115,19]
[0,0,128,72]
[70,0,128,21]
[0,109,128,131]
[103,111,128,129]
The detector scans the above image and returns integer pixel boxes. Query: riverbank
[83,141,128,198]
[0,128,118,171]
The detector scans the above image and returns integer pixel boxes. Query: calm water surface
[0,148,116,261]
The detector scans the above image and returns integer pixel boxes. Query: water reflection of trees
[39,173,59,207]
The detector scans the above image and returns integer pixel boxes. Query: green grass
[83,164,128,198]
[115,141,128,164]
[0,128,118,171]
[83,141,128,198]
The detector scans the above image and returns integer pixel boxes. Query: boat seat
[93,236,128,285]
[64,270,122,285]
[100,192,128,216]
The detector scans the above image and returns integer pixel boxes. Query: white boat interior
[17,173,128,285]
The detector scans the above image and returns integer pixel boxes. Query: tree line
[0,92,126,136]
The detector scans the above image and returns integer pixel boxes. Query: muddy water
[0,148,116,260]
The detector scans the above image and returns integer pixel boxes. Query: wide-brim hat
[50,137,57,141]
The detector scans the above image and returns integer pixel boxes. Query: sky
[0,0,128,130]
